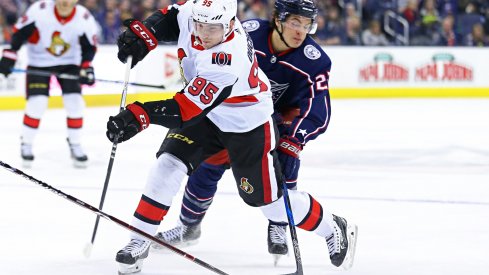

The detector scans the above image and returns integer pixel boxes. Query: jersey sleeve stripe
[302,97,331,142]
[223,95,258,103]
[173,93,203,121]
[291,98,313,142]
[255,50,266,57]
[278,61,315,98]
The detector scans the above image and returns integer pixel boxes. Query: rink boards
[1,45,488,110]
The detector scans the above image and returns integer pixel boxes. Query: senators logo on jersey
[212,52,232,66]
[239,177,254,194]
[46,31,70,57]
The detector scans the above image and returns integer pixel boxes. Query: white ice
[1,98,488,275]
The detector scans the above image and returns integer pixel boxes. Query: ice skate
[326,215,358,270]
[152,222,201,250]
[21,143,34,168]
[267,221,288,266]
[116,239,150,275]
[67,138,88,168]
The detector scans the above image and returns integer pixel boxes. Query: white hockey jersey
[14,0,98,67]
[172,1,273,133]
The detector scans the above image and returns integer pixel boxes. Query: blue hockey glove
[277,136,302,186]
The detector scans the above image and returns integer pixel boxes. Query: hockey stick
[84,55,132,258]
[0,160,229,275]
[281,182,304,275]
[11,68,166,89]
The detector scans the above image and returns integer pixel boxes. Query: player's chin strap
[275,22,293,49]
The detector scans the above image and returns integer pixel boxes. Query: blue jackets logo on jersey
[270,79,290,103]
[242,20,260,32]
[304,45,321,60]
[212,52,232,66]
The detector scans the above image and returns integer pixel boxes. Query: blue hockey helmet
[274,0,318,33]
[275,0,318,20]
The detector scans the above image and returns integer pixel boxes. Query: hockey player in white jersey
[106,0,356,273]
[0,0,98,168]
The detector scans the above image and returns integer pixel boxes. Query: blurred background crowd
[1,0,488,46]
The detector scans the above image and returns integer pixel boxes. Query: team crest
[46,31,70,57]
[212,52,232,66]
[270,79,289,103]
[242,20,260,32]
[304,45,321,60]
[239,177,254,194]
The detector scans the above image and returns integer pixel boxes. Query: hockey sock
[21,95,48,144]
[260,190,336,238]
[130,153,188,239]
[179,162,224,225]
[63,93,85,144]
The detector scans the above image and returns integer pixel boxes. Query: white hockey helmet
[192,0,237,39]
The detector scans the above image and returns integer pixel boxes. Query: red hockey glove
[0,50,17,77]
[106,102,150,143]
[117,19,158,68]
[277,136,302,185]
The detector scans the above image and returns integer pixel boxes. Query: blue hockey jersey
[242,19,332,146]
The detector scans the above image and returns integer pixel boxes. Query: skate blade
[340,223,358,270]
[151,239,199,252]
[273,254,282,267]
[118,259,144,275]
[22,159,33,169]
[73,159,88,168]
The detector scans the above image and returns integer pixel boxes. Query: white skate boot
[67,138,88,168]
[152,222,201,250]
[326,215,358,270]
[116,239,150,274]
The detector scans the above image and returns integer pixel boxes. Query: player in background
[107,0,356,273]
[153,0,338,266]
[0,0,98,168]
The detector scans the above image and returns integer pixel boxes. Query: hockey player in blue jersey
[153,0,356,269]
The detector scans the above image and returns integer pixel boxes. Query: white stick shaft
[119,55,133,111]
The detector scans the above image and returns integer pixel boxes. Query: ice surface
[1,99,488,275]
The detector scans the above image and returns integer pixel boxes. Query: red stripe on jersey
[297,195,323,231]
[28,28,40,44]
[191,35,205,51]
[81,61,91,68]
[223,31,235,43]
[23,114,40,128]
[204,149,230,166]
[160,7,169,14]
[223,95,258,104]
[135,198,169,222]
[54,6,77,25]
[67,117,83,129]
[261,121,272,203]
[174,93,203,121]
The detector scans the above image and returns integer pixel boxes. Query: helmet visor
[283,18,318,34]
[193,20,225,37]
